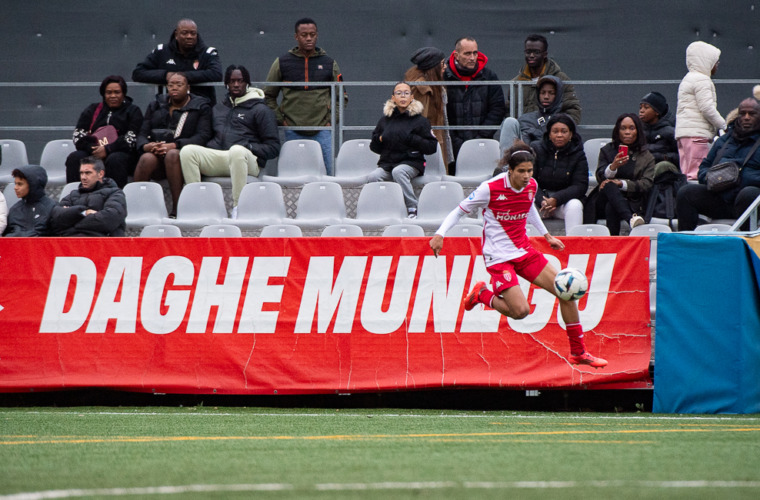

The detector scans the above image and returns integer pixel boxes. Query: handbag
[706,137,760,192]
[86,102,119,147]
[150,111,189,142]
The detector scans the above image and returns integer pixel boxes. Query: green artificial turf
[2,408,759,499]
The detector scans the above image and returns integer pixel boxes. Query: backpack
[644,163,687,226]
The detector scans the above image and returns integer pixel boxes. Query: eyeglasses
[524,49,544,56]
[394,91,412,97]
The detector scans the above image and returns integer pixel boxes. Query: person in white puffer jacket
[675,41,726,180]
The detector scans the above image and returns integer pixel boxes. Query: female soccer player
[429,140,607,368]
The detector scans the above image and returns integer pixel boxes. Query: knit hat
[640,91,668,117]
[410,47,445,71]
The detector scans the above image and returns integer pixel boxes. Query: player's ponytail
[498,140,535,170]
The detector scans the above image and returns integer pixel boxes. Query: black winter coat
[530,133,589,208]
[643,119,679,167]
[72,96,143,155]
[50,178,127,236]
[137,94,212,151]
[3,165,56,237]
[518,75,566,145]
[370,100,438,174]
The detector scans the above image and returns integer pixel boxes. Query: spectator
[265,17,345,175]
[367,82,439,219]
[65,75,143,188]
[529,113,588,233]
[133,72,213,217]
[675,41,726,180]
[180,65,280,219]
[584,113,655,235]
[3,166,55,236]
[510,34,581,124]
[499,75,566,153]
[51,157,127,236]
[132,19,222,104]
[404,47,453,166]
[639,91,680,170]
[443,36,506,172]
[677,98,760,231]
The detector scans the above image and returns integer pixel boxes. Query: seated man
[499,75,565,152]
[639,91,679,171]
[180,65,281,219]
[676,97,760,231]
[50,157,127,236]
[3,166,57,236]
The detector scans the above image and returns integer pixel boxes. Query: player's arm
[527,201,564,251]
[429,205,468,257]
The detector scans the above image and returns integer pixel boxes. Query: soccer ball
[553,268,588,301]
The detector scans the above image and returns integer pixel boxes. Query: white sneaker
[407,209,417,220]
[629,214,644,228]
[230,206,238,220]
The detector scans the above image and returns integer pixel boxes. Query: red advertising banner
[0,236,651,394]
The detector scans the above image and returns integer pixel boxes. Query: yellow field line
[2,427,759,446]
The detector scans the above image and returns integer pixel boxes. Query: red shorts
[486,247,548,295]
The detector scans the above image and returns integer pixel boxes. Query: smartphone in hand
[618,145,629,156]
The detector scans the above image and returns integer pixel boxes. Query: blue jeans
[284,130,333,176]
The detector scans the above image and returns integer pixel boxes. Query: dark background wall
[1,0,758,162]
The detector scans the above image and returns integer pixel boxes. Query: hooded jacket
[370,99,438,174]
[137,93,213,151]
[444,51,506,157]
[207,87,281,168]
[530,131,588,208]
[50,177,126,236]
[511,58,582,124]
[675,41,726,139]
[132,32,222,102]
[72,96,143,155]
[3,166,56,237]
[697,127,760,203]
[517,75,566,144]
[643,118,679,166]
[264,46,345,130]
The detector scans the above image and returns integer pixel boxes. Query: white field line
[3,481,760,499]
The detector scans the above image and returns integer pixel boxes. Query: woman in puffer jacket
[675,41,727,180]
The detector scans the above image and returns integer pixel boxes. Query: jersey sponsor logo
[494,211,528,221]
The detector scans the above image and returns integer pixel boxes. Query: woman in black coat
[529,113,588,233]
[65,75,143,188]
[133,72,212,216]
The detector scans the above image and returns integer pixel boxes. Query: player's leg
[463,261,530,319]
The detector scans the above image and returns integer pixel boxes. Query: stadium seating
[381,224,425,237]
[407,181,478,230]
[282,181,346,229]
[0,139,29,184]
[445,224,481,237]
[261,139,325,187]
[411,144,446,187]
[442,138,500,187]
[332,139,379,186]
[630,223,672,274]
[259,224,303,238]
[58,182,79,201]
[2,181,19,208]
[39,139,72,186]
[526,224,542,237]
[347,182,406,230]
[566,223,611,236]
[140,224,182,237]
[321,224,364,237]
[199,224,243,237]
[583,138,607,192]
[221,182,286,229]
[164,182,226,230]
[124,182,169,229]
[695,223,733,232]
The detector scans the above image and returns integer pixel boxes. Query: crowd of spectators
[2,18,759,238]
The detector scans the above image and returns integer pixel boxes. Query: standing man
[132,19,222,103]
[511,34,581,124]
[265,18,345,175]
[180,65,281,219]
[444,36,506,172]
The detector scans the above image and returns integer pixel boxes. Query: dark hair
[11,168,26,180]
[99,75,127,97]
[455,36,477,50]
[525,34,548,51]
[80,156,105,173]
[498,140,536,170]
[295,17,317,32]
[166,71,188,84]
[611,113,647,151]
[546,113,577,137]
[224,65,251,86]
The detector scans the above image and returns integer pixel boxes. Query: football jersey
[458,173,547,266]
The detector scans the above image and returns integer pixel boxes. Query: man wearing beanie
[639,91,680,170]
[444,37,506,173]
[404,47,453,164]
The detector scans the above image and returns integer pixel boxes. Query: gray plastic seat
[282,181,346,229]
[445,224,482,237]
[0,140,29,184]
[260,224,303,238]
[381,224,425,237]
[526,224,542,237]
[58,182,80,201]
[124,181,169,229]
[140,224,183,237]
[222,181,286,229]
[261,139,325,187]
[630,223,672,274]
[406,181,476,230]
[695,223,733,232]
[411,143,446,187]
[163,182,227,229]
[199,224,243,238]
[332,139,380,186]
[3,181,20,208]
[39,139,73,186]
[583,138,608,193]
[347,182,406,230]
[566,223,611,236]
[443,138,500,187]
[321,224,364,237]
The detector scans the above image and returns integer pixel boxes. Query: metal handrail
[730,194,760,232]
